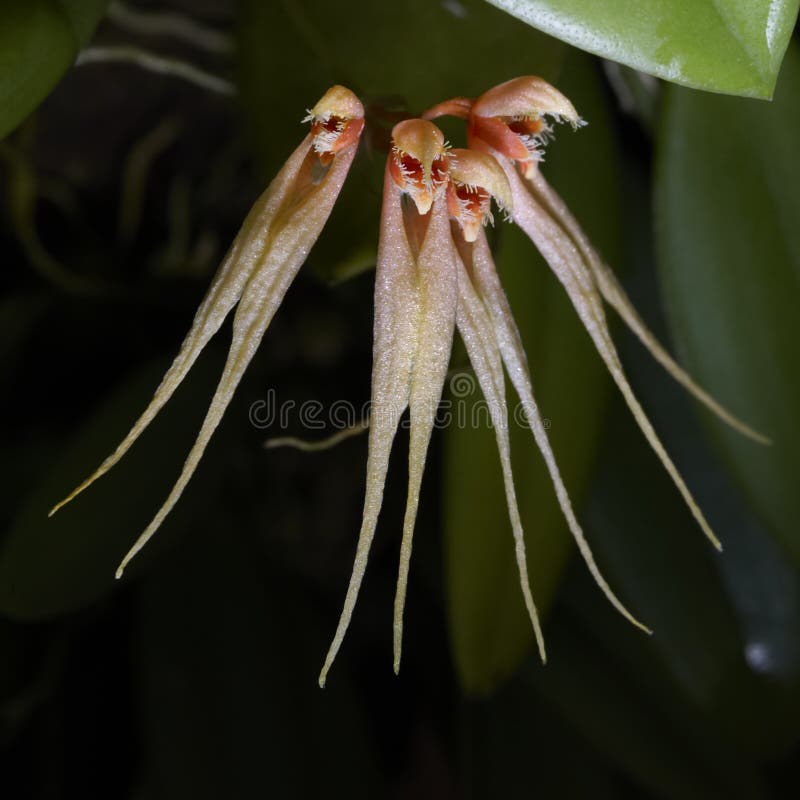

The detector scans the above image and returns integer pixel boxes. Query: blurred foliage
[1,1,800,798]
[0,1,108,140]
[0,354,227,619]
[488,0,799,98]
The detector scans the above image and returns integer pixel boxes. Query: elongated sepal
[393,195,457,673]
[51,86,364,578]
[464,231,651,639]
[499,156,722,553]
[523,165,770,446]
[319,161,420,687]
[452,239,547,663]
[321,169,459,685]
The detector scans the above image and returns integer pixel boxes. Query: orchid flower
[319,126,647,687]
[447,149,649,661]
[50,85,365,577]
[319,119,458,687]
[425,77,768,556]
[49,75,768,687]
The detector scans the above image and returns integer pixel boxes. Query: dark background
[1,2,799,797]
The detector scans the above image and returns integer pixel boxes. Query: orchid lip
[304,85,365,159]
[446,149,511,240]
[389,119,449,214]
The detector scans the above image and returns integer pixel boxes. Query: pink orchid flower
[425,77,768,558]
[50,86,365,578]
[320,127,647,687]
[319,119,458,686]
[49,76,769,687]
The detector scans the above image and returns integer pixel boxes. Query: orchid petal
[502,159,722,552]
[524,166,770,445]
[453,237,547,663]
[319,163,420,687]
[393,196,457,673]
[467,231,650,634]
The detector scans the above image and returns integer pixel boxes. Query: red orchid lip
[388,119,449,215]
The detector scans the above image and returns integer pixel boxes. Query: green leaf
[0,0,107,141]
[656,42,800,568]
[443,52,621,695]
[525,617,768,799]
[486,0,799,98]
[584,389,800,759]
[0,351,225,619]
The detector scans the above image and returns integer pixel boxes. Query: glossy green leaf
[443,53,620,695]
[525,614,767,799]
[0,352,225,619]
[656,42,800,568]
[487,0,799,98]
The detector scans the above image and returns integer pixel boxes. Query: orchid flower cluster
[51,80,767,687]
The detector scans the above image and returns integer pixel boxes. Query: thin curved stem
[76,46,236,96]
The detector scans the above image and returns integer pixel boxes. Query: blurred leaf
[0,0,108,141]
[583,145,800,761]
[525,609,768,800]
[0,292,50,370]
[57,0,108,45]
[487,0,799,98]
[585,392,800,759]
[459,681,634,797]
[0,351,225,619]
[237,0,566,283]
[602,61,661,132]
[656,42,800,568]
[136,514,382,799]
[443,53,620,695]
